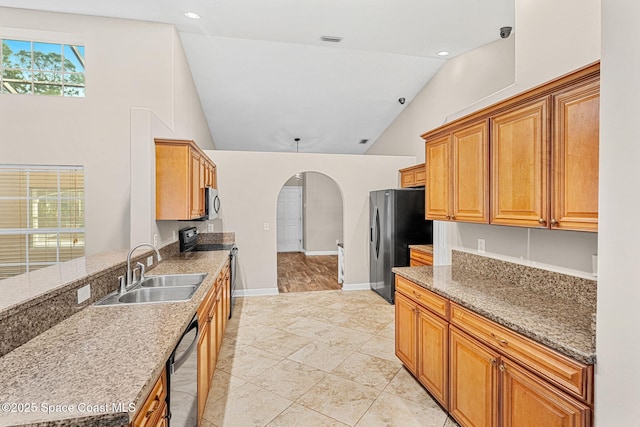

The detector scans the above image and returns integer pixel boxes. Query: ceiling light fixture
[359,139,369,144]
[184,12,201,19]
[320,35,343,43]
[436,50,451,56]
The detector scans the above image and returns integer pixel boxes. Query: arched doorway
[276,171,344,293]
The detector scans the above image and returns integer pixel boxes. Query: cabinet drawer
[132,369,167,427]
[395,275,448,319]
[450,303,592,403]
[410,249,433,266]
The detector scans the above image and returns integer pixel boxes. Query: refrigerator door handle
[375,207,381,259]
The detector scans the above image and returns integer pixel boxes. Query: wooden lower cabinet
[410,248,433,266]
[395,292,418,374]
[418,308,448,407]
[132,369,168,427]
[395,276,593,427]
[501,359,590,427]
[449,327,499,427]
[197,320,210,424]
[395,288,448,409]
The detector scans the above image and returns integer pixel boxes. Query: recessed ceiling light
[321,35,343,43]
[436,50,451,56]
[184,12,201,19]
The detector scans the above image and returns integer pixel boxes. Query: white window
[1,39,85,97]
[0,165,85,279]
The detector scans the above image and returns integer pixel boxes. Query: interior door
[277,187,302,252]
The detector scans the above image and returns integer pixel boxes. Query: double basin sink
[95,273,208,306]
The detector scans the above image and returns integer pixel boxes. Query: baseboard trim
[342,283,371,291]
[302,250,339,256]
[234,288,279,297]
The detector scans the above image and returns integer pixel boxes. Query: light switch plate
[263,222,270,231]
[153,234,158,246]
[478,239,486,254]
[77,284,91,304]
[207,224,214,232]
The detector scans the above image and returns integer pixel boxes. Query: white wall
[0,8,213,255]
[365,0,601,276]
[303,172,343,253]
[596,1,640,424]
[206,150,416,294]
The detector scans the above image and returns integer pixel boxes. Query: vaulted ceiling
[0,0,514,153]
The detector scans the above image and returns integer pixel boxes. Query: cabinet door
[215,284,224,355]
[190,150,202,218]
[449,327,499,427]
[491,98,550,228]
[395,292,418,374]
[401,169,416,188]
[452,121,489,223]
[197,323,210,424]
[501,359,591,427]
[552,81,600,232]
[418,307,449,409]
[155,144,190,220]
[208,299,218,381]
[425,135,451,220]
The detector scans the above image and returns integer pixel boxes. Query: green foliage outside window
[1,39,85,97]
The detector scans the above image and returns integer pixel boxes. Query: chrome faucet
[121,243,162,293]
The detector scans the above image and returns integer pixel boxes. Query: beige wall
[366,0,601,276]
[0,8,213,255]
[303,172,343,253]
[206,150,415,294]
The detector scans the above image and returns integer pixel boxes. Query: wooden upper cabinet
[425,135,451,220]
[551,80,600,232]
[453,121,489,223]
[425,121,489,223]
[491,98,550,228]
[155,139,216,221]
[400,164,426,188]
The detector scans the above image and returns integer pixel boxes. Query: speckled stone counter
[393,256,596,365]
[0,250,230,427]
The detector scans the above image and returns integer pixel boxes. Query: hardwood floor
[277,252,341,293]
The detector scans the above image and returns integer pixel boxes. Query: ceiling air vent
[321,35,343,43]
[359,139,369,144]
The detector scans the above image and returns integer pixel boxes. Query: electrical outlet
[77,284,91,304]
[153,234,158,246]
[207,224,214,232]
[263,222,270,231]
[478,238,486,254]
[147,256,154,267]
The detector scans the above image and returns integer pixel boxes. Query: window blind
[0,165,85,279]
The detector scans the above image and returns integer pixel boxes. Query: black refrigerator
[369,188,433,304]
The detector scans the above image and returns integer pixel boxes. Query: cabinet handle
[451,215,456,220]
[490,332,508,346]
[550,218,558,226]
[490,358,497,365]
[538,218,546,225]
[146,396,160,417]
[499,364,505,372]
[412,290,421,299]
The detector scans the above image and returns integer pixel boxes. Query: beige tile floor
[201,290,459,427]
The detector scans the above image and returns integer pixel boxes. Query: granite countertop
[0,250,230,427]
[408,244,433,255]
[393,265,596,364]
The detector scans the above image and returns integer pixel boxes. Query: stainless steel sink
[139,273,207,288]
[94,272,207,306]
[117,286,197,304]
